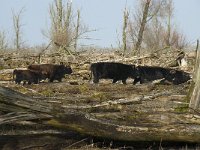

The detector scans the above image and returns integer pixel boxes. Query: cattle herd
[13,62,191,85]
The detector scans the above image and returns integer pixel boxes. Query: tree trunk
[122,7,129,55]
[189,40,200,109]
[134,0,151,56]
[74,9,80,51]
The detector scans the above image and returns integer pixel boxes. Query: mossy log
[0,86,200,143]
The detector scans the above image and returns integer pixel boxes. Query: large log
[47,111,200,142]
[189,40,200,109]
[0,85,200,143]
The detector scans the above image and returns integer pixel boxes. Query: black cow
[28,64,72,82]
[90,62,138,84]
[133,66,191,85]
[13,69,41,85]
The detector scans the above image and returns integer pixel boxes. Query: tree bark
[0,85,200,142]
[189,39,200,109]
[122,7,129,55]
[134,0,151,55]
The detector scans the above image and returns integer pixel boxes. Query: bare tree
[143,19,165,50]
[127,0,188,55]
[134,0,151,55]
[74,9,80,51]
[127,0,160,55]
[12,8,25,50]
[49,0,72,54]
[48,0,89,55]
[0,30,8,51]
[144,0,187,49]
[122,6,129,55]
[164,0,173,47]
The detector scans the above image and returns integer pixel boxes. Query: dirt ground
[2,77,190,116]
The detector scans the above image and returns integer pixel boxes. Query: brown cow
[28,64,72,82]
[13,69,41,85]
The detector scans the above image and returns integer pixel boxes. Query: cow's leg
[93,72,99,83]
[133,77,140,84]
[15,78,21,84]
[49,78,54,82]
[57,77,62,82]
[27,80,32,85]
[140,78,145,84]
[122,79,127,84]
[48,72,55,82]
[15,80,19,84]
[49,75,55,82]
[112,78,118,83]
[33,79,39,84]
[23,81,27,85]
[93,77,99,83]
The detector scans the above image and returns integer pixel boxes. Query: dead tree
[0,31,8,51]
[189,40,200,110]
[74,9,80,51]
[164,0,173,47]
[48,0,89,55]
[12,8,25,50]
[134,0,151,55]
[122,6,129,55]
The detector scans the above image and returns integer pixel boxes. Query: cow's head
[169,69,191,84]
[64,65,72,74]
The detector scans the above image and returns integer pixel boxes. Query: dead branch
[62,91,172,109]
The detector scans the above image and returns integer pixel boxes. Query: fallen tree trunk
[46,111,200,142]
[0,86,200,143]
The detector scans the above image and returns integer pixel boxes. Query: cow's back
[28,64,72,82]
[28,64,54,72]
[137,66,166,80]
[91,62,134,79]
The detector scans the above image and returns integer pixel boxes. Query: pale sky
[0,0,200,48]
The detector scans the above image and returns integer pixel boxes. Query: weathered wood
[62,91,172,109]
[1,85,200,143]
[0,86,53,114]
[0,112,52,125]
[189,40,200,109]
[45,112,200,142]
